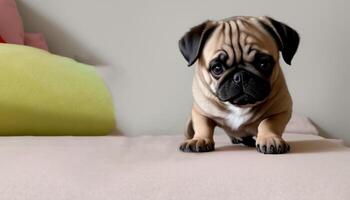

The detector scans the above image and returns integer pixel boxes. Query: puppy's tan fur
[180,16,296,153]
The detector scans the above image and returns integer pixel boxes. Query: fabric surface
[24,32,49,51]
[0,133,348,200]
[0,44,115,135]
[0,0,24,44]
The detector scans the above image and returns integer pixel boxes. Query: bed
[0,66,349,199]
[0,132,349,200]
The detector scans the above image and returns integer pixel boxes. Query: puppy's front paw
[179,138,215,153]
[256,135,290,154]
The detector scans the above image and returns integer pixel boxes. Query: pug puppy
[178,16,300,154]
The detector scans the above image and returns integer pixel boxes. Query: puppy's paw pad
[256,136,290,154]
[179,138,215,153]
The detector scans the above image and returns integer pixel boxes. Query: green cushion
[0,44,115,135]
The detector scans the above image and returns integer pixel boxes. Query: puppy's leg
[179,107,215,152]
[256,111,291,154]
[185,117,195,139]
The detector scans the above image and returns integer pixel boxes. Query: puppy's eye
[210,64,225,76]
[253,53,275,75]
[258,61,270,70]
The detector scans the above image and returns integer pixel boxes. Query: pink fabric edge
[23,32,49,51]
[0,0,24,44]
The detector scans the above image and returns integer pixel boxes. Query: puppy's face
[179,16,299,106]
[202,18,277,106]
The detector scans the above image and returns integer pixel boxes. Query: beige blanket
[0,134,349,200]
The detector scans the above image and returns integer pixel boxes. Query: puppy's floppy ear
[260,16,300,65]
[178,21,216,66]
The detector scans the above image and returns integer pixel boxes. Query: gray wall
[17,0,350,144]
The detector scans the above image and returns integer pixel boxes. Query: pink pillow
[0,35,6,43]
[24,33,49,51]
[0,0,24,44]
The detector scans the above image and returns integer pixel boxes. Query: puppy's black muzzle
[217,70,271,105]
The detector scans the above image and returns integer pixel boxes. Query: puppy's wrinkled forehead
[202,17,278,68]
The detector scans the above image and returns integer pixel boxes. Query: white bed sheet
[0,133,349,200]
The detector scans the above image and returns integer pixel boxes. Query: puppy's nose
[233,73,242,83]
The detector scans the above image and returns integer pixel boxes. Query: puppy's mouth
[217,70,271,106]
[228,94,257,106]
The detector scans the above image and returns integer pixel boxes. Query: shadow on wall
[308,118,336,143]
[16,0,105,65]
[313,123,336,141]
